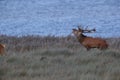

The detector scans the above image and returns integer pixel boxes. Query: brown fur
[72,28,108,50]
[0,44,5,55]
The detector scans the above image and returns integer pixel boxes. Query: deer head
[72,26,96,37]
[72,28,82,37]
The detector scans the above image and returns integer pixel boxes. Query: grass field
[0,35,120,80]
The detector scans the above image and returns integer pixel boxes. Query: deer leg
[97,44,102,50]
[85,46,91,51]
[98,45,105,50]
[86,48,90,51]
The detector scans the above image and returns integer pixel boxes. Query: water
[0,0,120,37]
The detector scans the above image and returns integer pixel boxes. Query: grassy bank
[0,35,120,52]
[0,35,120,80]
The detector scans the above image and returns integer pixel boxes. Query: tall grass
[0,35,81,52]
[0,35,120,52]
[0,35,120,80]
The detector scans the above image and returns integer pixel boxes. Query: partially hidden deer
[72,27,108,50]
[0,44,5,55]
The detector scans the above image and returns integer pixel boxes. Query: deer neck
[77,34,86,43]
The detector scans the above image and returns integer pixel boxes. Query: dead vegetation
[0,35,120,80]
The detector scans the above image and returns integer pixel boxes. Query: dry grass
[0,35,81,52]
[0,35,120,80]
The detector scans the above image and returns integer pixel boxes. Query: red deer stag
[72,27,108,50]
[0,44,5,55]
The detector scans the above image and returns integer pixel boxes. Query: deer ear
[78,28,81,31]
[78,27,81,30]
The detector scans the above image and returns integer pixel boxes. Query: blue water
[0,0,120,37]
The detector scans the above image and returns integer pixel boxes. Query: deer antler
[77,25,96,33]
[83,27,96,33]
[78,25,84,31]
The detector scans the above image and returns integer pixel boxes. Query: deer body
[0,44,5,55]
[72,27,108,50]
[78,36,108,50]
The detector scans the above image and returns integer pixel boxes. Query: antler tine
[83,27,96,33]
[92,28,96,32]
[77,25,83,30]
[85,26,88,30]
[78,25,82,28]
